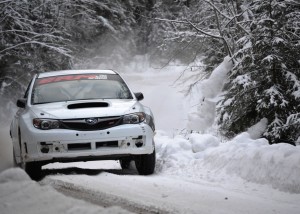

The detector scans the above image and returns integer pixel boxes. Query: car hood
[29,99,143,119]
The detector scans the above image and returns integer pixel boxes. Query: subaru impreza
[10,70,156,179]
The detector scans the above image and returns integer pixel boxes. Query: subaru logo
[85,118,98,125]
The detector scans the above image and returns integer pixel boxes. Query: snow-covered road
[1,69,300,214]
[41,160,300,214]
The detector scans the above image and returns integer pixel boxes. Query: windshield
[31,74,133,104]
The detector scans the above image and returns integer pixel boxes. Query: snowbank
[0,168,131,214]
[247,118,268,139]
[187,56,233,132]
[0,125,13,172]
[155,132,300,193]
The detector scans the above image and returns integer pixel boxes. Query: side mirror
[134,92,144,101]
[16,99,26,108]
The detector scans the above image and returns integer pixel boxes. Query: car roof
[37,70,117,78]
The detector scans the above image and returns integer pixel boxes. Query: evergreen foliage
[219,0,300,143]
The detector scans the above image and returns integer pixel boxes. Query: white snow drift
[155,131,300,193]
[187,56,233,132]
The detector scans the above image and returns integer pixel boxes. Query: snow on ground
[155,131,300,193]
[0,168,132,214]
[41,170,300,214]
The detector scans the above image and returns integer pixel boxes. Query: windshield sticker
[38,74,108,85]
[92,75,108,80]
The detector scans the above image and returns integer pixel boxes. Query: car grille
[60,116,122,131]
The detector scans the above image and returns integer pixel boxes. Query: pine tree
[218,0,300,143]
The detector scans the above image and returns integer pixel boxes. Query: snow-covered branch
[153,17,223,40]
[186,20,223,39]
[0,41,71,57]
[203,0,231,20]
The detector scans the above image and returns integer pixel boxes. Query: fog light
[41,146,50,153]
[135,142,143,148]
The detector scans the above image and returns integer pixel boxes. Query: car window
[31,74,133,104]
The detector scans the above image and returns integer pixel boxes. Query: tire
[120,158,132,169]
[17,128,42,180]
[24,162,42,180]
[135,149,156,175]
[13,149,20,167]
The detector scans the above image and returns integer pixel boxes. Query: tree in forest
[147,0,252,76]
[0,0,72,119]
[147,0,199,66]
[199,0,251,73]
[69,0,143,69]
[218,0,300,143]
[0,0,72,76]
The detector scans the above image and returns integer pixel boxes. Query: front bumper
[19,123,155,164]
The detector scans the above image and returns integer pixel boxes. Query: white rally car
[10,70,156,179]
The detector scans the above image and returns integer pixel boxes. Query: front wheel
[16,129,42,180]
[135,149,156,175]
[13,149,20,167]
[24,162,42,180]
[119,158,132,169]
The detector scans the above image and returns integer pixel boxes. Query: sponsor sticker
[38,74,108,85]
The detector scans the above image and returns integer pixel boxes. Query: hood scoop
[68,102,109,109]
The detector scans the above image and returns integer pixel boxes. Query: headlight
[123,113,145,124]
[33,119,60,130]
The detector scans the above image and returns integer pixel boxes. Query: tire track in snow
[41,177,176,214]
